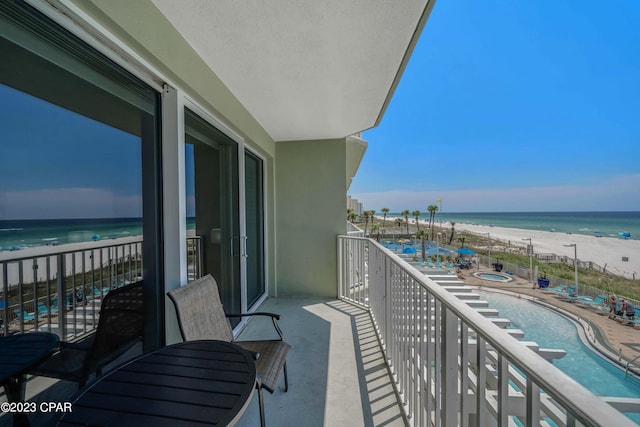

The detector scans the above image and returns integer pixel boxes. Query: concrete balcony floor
[0,298,405,427]
[235,297,406,426]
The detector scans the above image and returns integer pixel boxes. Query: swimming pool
[479,290,640,422]
[473,272,513,282]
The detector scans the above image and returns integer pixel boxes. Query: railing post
[2,262,8,336]
[337,237,343,298]
[441,307,458,426]
[526,379,541,426]
[32,259,39,331]
[56,254,66,339]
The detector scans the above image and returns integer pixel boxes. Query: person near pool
[617,299,627,317]
[625,300,636,321]
[609,295,618,319]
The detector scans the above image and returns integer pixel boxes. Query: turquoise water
[0,218,196,251]
[390,211,640,240]
[479,290,640,422]
[475,272,511,282]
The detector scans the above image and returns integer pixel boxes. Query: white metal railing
[337,235,638,427]
[1,236,203,339]
[347,221,365,237]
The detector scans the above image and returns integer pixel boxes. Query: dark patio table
[58,340,257,427]
[0,332,60,427]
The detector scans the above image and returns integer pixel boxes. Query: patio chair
[29,281,144,388]
[167,274,291,427]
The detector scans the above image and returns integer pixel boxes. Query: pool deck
[458,266,640,371]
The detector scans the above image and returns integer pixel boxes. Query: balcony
[3,235,639,426]
[0,296,405,426]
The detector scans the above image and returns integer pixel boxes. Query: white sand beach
[376,216,639,280]
[452,223,639,280]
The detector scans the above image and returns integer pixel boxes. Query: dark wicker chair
[167,274,290,427]
[29,281,144,388]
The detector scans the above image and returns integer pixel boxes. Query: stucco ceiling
[151,0,432,142]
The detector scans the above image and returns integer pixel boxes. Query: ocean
[389,211,640,240]
[1,212,637,252]
[0,217,196,252]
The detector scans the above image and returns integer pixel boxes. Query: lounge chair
[576,295,606,309]
[29,281,144,388]
[37,302,58,316]
[540,284,566,293]
[167,274,291,427]
[552,286,576,298]
[14,309,35,322]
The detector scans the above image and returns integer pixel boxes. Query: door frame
[182,96,268,331]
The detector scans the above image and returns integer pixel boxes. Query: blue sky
[350,0,640,213]
[0,84,142,220]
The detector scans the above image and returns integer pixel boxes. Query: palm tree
[401,209,410,236]
[458,236,466,248]
[348,212,357,223]
[381,207,390,227]
[412,210,422,233]
[369,209,376,230]
[427,205,439,240]
[371,223,381,242]
[448,222,456,245]
[417,229,429,261]
[362,210,371,235]
[395,217,403,234]
[347,208,354,221]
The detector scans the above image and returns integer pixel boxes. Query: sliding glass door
[244,150,265,308]
[184,109,241,318]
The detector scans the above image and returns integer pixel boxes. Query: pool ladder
[625,354,640,378]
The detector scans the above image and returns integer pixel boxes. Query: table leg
[4,374,31,427]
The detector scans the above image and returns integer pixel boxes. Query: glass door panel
[184,109,241,320]
[244,150,265,307]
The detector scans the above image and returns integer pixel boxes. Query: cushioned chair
[168,274,291,427]
[29,281,144,388]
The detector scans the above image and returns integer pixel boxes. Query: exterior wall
[276,139,348,296]
[66,1,350,297]
[71,0,276,158]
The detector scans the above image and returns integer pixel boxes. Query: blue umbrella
[403,246,417,254]
[456,247,475,255]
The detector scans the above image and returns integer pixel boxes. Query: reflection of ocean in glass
[0,218,195,251]
[0,217,198,252]
[0,218,140,251]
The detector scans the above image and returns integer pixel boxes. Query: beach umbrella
[457,247,475,255]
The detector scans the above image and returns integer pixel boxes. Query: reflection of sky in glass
[480,290,640,398]
[0,84,141,219]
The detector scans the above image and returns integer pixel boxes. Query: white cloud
[351,173,640,212]
[0,188,142,219]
